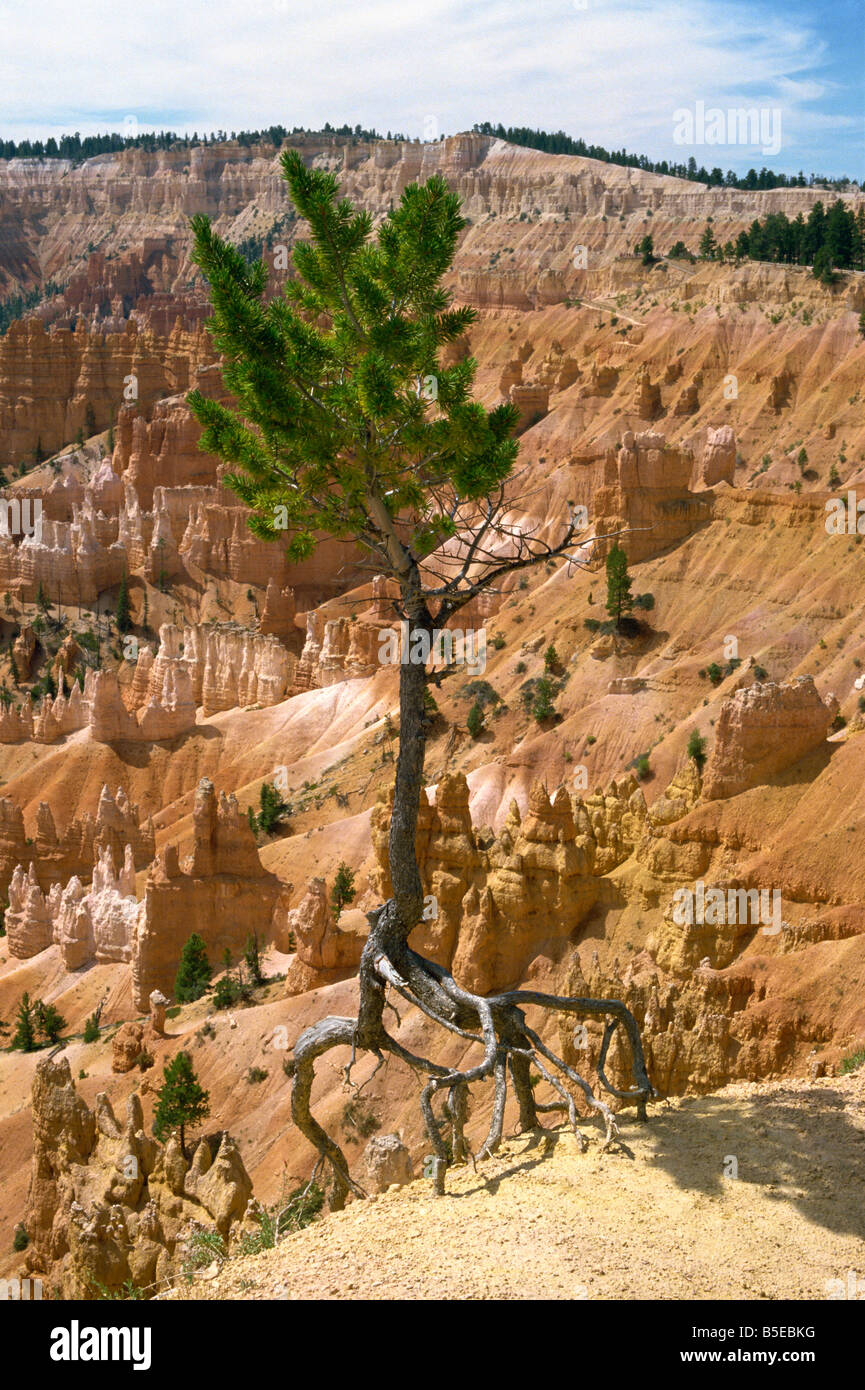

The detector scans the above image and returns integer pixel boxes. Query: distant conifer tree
[153,1051,210,1158]
[174,934,212,1003]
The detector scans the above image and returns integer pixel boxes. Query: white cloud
[0,0,856,174]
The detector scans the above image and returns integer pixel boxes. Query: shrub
[182,1229,227,1278]
[634,753,651,780]
[543,644,559,671]
[13,1223,28,1252]
[83,1012,100,1044]
[687,730,707,772]
[754,665,768,681]
[237,1182,324,1255]
[341,1096,380,1138]
[137,1050,154,1072]
[515,660,527,673]
[706,662,723,685]
[840,1046,865,1075]
[247,1066,268,1084]
[467,701,484,738]
[633,592,655,611]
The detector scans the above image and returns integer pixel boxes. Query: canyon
[0,131,863,1299]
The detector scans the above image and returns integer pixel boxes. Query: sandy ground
[174,1070,865,1301]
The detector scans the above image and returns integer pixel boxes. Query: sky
[0,0,862,177]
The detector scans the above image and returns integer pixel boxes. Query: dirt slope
[176,1071,865,1302]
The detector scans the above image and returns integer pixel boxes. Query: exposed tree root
[285,904,656,1208]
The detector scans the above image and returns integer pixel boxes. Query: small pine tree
[36,581,50,614]
[532,677,556,722]
[330,862,356,920]
[467,700,484,738]
[152,1051,210,1159]
[11,993,37,1052]
[636,234,654,266]
[107,408,115,453]
[34,999,67,1044]
[174,933,212,1003]
[243,931,264,986]
[699,223,717,259]
[687,729,707,773]
[543,643,559,671]
[116,571,132,634]
[83,1012,100,1044]
[84,402,97,436]
[605,543,633,628]
[257,780,289,834]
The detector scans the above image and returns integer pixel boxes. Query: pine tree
[185,144,654,1201]
[34,999,66,1043]
[243,931,264,985]
[153,1051,210,1159]
[698,223,717,259]
[605,543,634,628]
[174,933,212,1003]
[36,581,49,613]
[330,863,356,920]
[257,780,289,834]
[84,402,97,437]
[116,571,132,634]
[11,993,36,1051]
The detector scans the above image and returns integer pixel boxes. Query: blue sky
[0,0,862,177]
